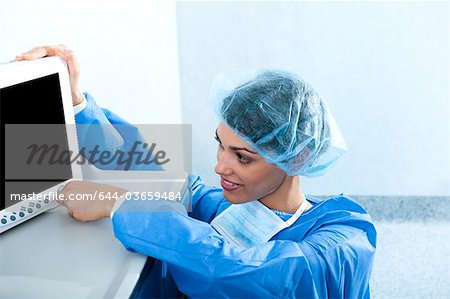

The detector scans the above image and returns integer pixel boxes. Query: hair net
[212,69,347,177]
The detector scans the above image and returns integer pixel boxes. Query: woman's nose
[214,152,233,176]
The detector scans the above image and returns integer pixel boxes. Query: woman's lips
[220,178,242,191]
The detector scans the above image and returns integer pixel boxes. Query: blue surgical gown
[76,93,377,298]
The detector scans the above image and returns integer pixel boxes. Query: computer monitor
[0,57,82,233]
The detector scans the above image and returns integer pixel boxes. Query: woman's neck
[258,176,307,213]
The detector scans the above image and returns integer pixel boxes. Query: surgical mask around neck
[211,198,309,248]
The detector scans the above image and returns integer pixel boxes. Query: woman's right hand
[14,45,84,106]
[57,180,127,221]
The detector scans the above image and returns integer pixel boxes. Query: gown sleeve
[74,93,220,220]
[298,224,375,298]
[188,175,224,223]
[75,92,162,170]
[112,205,318,298]
[112,203,375,298]
[75,93,124,154]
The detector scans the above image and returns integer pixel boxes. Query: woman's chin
[222,191,252,204]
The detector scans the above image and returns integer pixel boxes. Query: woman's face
[214,122,287,204]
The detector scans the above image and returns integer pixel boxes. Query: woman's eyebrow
[215,129,258,154]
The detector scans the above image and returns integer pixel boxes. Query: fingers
[14,46,54,61]
[54,180,122,221]
[56,180,79,205]
[14,45,83,105]
[67,209,74,218]
[15,45,73,62]
[14,47,46,61]
[14,45,79,75]
[57,184,82,220]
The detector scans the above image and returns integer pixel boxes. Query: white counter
[0,205,147,299]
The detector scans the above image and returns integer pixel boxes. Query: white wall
[1,1,448,196]
[0,0,181,124]
[177,1,449,196]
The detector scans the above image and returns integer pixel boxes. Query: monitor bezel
[0,56,83,194]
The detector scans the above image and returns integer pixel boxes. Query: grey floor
[353,196,450,298]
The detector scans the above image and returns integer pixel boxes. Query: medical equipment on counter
[0,57,81,233]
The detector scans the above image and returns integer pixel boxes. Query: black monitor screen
[0,73,73,210]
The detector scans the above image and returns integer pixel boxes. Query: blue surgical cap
[212,69,347,177]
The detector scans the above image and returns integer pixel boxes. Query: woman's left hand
[14,45,85,106]
[57,180,127,221]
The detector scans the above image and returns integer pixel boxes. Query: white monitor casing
[0,57,82,233]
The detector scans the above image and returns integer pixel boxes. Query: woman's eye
[214,136,224,148]
[237,153,250,164]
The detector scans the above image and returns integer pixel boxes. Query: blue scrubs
[76,93,377,298]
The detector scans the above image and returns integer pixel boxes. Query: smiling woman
[15,45,377,298]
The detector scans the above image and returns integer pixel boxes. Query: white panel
[0,0,181,124]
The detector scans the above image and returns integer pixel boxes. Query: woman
[15,46,376,298]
